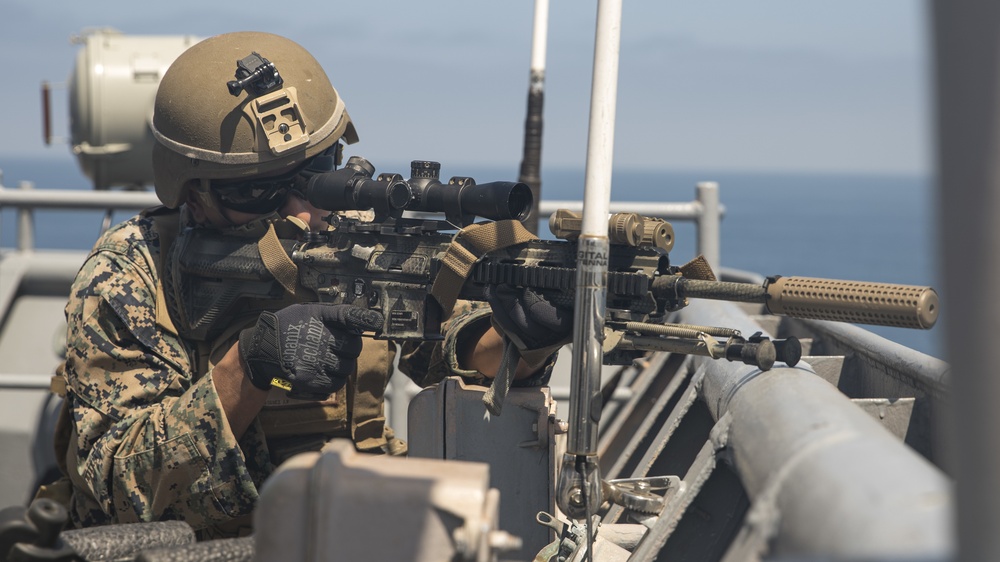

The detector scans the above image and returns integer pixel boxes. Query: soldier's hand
[238,303,383,400]
[486,284,574,360]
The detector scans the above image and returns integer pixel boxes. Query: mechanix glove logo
[238,303,382,401]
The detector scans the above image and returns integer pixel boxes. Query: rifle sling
[257,222,298,296]
[430,220,537,317]
[482,338,519,416]
[430,220,538,416]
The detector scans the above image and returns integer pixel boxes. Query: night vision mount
[227,52,283,97]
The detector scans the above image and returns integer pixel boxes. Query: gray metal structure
[934,2,1000,561]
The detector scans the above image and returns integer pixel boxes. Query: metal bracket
[603,475,681,515]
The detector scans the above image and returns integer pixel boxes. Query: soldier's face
[220,192,328,231]
[188,190,329,232]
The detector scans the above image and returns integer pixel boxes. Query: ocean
[0,156,941,358]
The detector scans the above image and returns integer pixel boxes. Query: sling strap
[429,219,537,317]
[429,220,538,415]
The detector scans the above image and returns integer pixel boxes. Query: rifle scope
[405,160,533,226]
[305,156,412,220]
[306,158,533,226]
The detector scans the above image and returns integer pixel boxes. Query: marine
[43,31,571,539]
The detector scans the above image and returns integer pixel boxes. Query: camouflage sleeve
[63,238,267,531]
[396,300,489,387]
[397,300,556,388]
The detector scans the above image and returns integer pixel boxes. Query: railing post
[17,181,35,252]
[696,181,721,272]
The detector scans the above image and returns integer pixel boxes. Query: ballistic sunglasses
[210,147,340,214]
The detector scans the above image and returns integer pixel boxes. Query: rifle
[167,157,938,374]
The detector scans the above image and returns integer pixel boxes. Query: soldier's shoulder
[90,214,164,260]
[82,213,169,283]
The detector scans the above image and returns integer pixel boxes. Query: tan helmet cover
[151,31,359,208]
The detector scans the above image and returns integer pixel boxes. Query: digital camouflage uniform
[58,210,545,538]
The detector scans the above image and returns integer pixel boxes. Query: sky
[0,1,930,178]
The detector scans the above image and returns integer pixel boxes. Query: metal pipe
[0,375,53,390]
[539,199,724,220]
[529,0,550,78]
[932,2,1000,560]
[558,0,624,522]
[695,181,720,273]
[518,0,550,234]
[578,0,619,237]
[549,386,633,403]
[678,299,952,559]
[17,182,35,252]
[0,190,727,259]
[0,187,159,209]
[0,191,718,221]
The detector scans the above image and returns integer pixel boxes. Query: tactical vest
[48,208,401,473]
[146,206,403,460]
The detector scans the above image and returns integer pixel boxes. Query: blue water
[0,157,941,358]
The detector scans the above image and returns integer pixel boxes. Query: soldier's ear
[184,180,235,228]
[185,190,209,224]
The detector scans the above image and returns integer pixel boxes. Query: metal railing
[538,181,722,271]
[0,181,160,252]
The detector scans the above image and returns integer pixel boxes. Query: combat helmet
[150,31,358,208]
